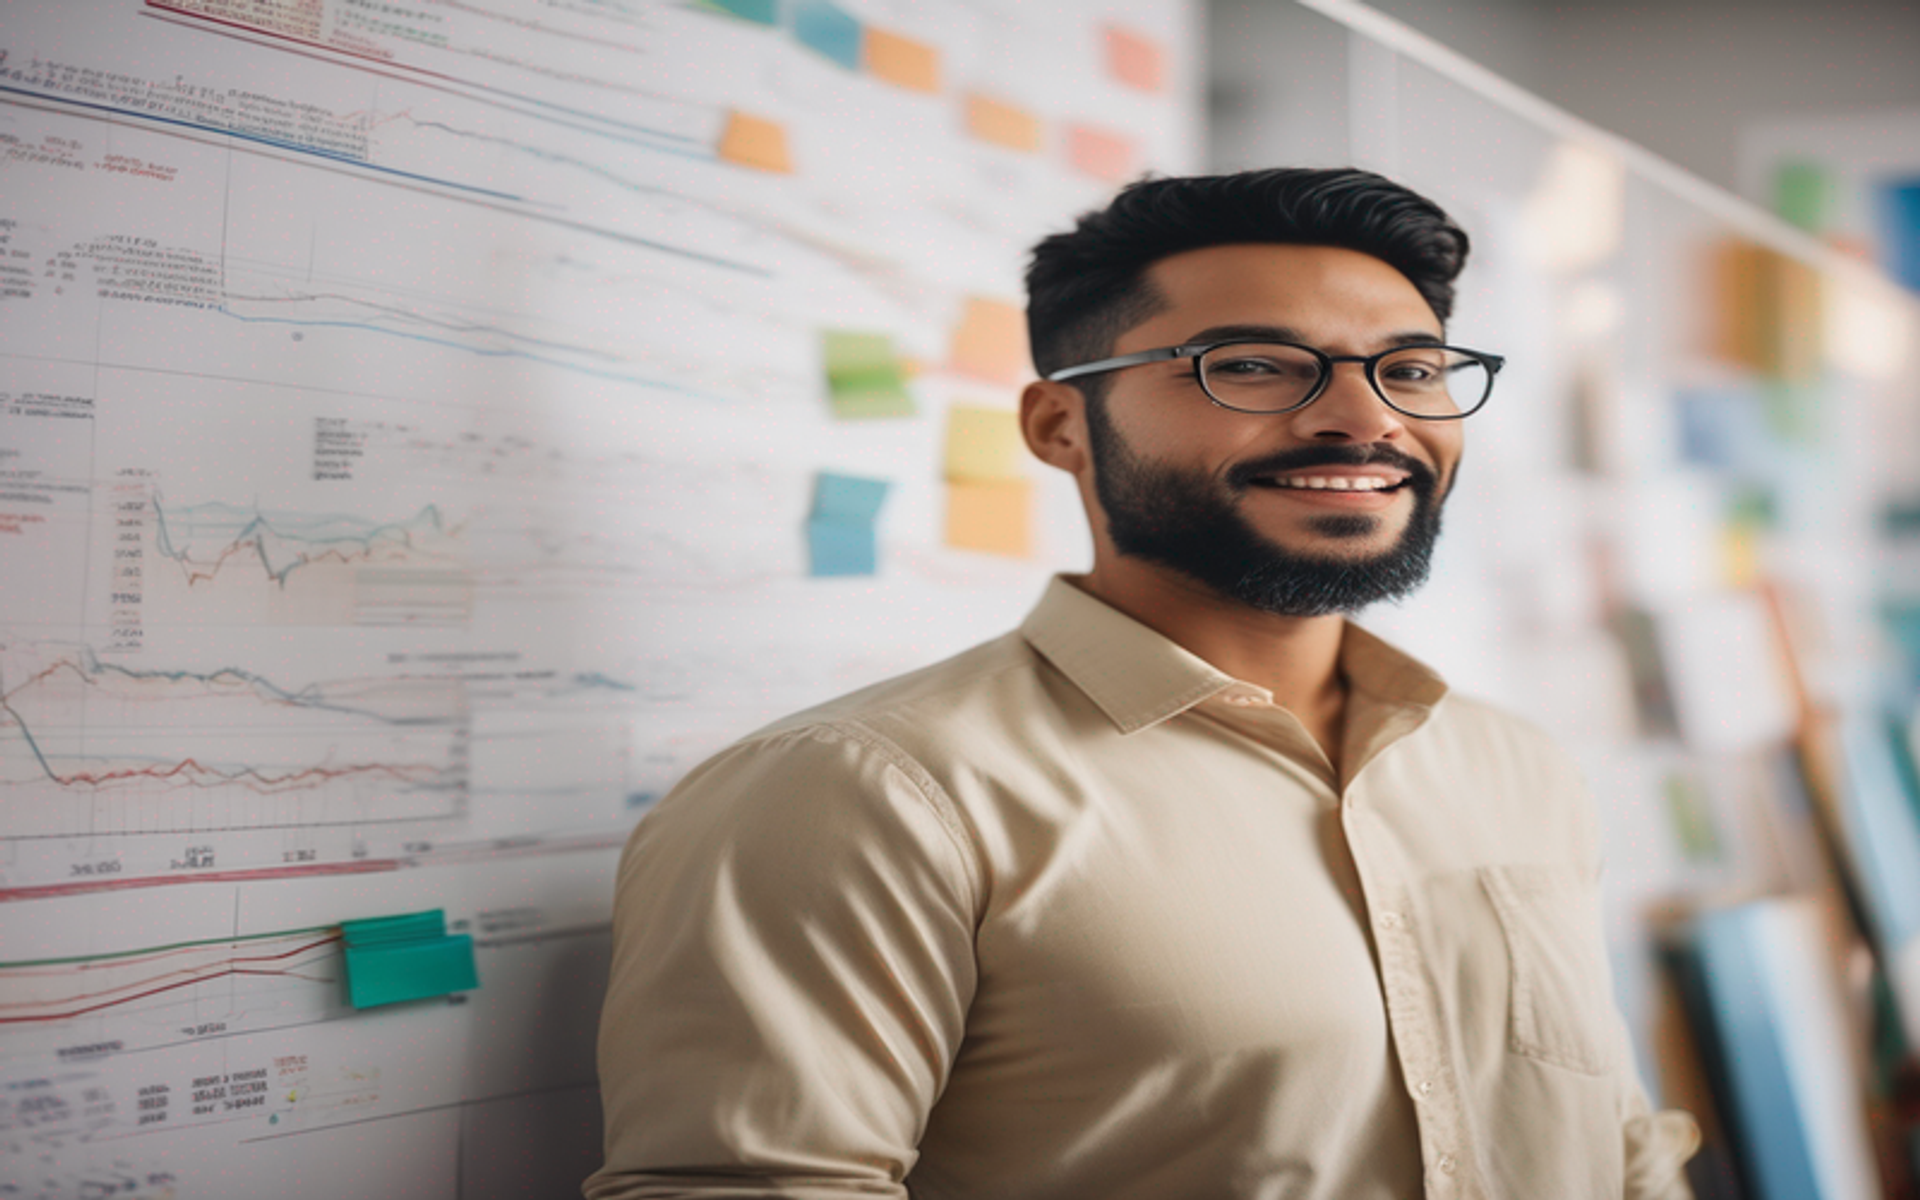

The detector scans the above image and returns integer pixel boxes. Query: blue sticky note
[792,0,863,70]
[808,518,876,576]
[1880,179,1920,294]
[812,472,889,524]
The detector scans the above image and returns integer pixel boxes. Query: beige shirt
[590,577,1700,1199]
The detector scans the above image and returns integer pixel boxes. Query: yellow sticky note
[949,297,1028,384]
[718,111,794,174]
[945,405,1024,481]
[1104,25,1166,92]
[866,27,941,93]
[945,478,1032,557]
[964,93,1041,153]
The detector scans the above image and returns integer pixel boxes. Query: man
[588,168,1701,1199]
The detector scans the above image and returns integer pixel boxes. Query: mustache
[1225,444,1437,491]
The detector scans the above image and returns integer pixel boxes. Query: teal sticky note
[807,473,887,576]
[812,473,889,524]
[792,0,862,70]
[807,518,876,576]
[344,936,478,1009]
[701,0,778,24]
[340,909,479,1009]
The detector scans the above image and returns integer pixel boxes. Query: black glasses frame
[1045,339,1506,419]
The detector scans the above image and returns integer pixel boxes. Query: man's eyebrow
[1179,324,1446,348]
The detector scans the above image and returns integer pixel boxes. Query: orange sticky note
[1065,124,1135,182]
[866,28,941,93]
[945,478,1032,557]
[964,93,1040,152]
[717,111,793,173]
[1104,26,1166,92]
[949,297,1027,384]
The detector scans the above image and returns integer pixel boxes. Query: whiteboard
[0,2,1198,1194]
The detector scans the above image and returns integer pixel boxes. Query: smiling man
[589,168,1701,1200]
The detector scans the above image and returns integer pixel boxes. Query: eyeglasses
[1045,340,1505,419]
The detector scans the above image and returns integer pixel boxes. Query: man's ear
[1020,380,1089,476]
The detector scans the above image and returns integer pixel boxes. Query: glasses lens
[1374,347,1492,417]
[1197,343,1326,412]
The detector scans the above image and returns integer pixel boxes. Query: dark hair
[1025,168,1471,387]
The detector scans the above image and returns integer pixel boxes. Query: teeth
[1274,475,1397,491]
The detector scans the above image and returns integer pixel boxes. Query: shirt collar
[1019,575,1448,736]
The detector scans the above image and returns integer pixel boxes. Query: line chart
[0,642,467,838]
[151,495,461,590]
[0,926,343,1025]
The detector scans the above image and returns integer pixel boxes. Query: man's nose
[1286,362,1408,442]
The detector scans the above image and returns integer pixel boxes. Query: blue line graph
[213,307,719,392]
[151,495,457,588]
[0,84,524,202]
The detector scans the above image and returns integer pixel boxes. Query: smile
[1249,474,1408,492]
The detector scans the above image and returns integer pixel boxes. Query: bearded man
[588,167,1701,1200]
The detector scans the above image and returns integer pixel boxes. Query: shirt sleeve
[585,720,982,1200]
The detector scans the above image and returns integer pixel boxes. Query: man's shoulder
[718,626,1069,778]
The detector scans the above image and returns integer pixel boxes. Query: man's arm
[586,721,981,1200]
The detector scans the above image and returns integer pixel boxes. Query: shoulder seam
[796,716,989,922]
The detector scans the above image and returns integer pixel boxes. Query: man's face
[1084,243,1465,616]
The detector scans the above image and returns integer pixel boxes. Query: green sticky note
[1774,161,1831,233]
[823,330,915,418]
[344,936,478,1009]
[340,909,479,1009]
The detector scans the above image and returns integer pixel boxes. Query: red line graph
[0,857,402,904]
[0,934,344,1024]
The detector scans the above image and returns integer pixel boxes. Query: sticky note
[964,94,1041,153]
[823,330,915,418]
[700,0,777,24]
[866,27,940,92]
[1104,25,1167,92]
[792,0,863,70]
[944,405,1024,482]
[340,909,478,1010]
[812,471,890,525]
[949,296,1028,384]
[717,111,793,173]
[1065,124,1135,182]
[945,478,1032,557]
[808,472,889,577]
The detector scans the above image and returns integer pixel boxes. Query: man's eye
[1212,356,1313,378]
[1383,363,1439,381]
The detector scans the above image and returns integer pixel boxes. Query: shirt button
[1437,1153,1457,1174]
[1223,692,1261,706]
[1415,1079,1434,1098]
[1377,911,1404,930]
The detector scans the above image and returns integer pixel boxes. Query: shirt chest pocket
[1477,864,1618,1076]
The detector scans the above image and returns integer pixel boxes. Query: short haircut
[1025,168,1471,389]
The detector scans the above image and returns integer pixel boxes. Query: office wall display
[1213,1,1920,1192]
[0,2,1198,1194]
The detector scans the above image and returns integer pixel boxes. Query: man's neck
[1075,563,1350,766]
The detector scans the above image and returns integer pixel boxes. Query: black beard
[1085,401,1449,617]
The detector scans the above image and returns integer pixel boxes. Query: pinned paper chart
[0,0,1194,1193]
